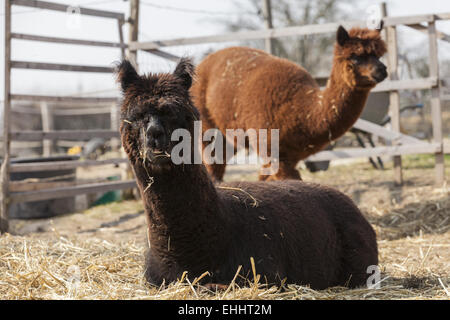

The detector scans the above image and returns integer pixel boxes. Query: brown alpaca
[117,58,378,289]
[191,25,387,181]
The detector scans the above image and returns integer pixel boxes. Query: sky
[0,0,450,101]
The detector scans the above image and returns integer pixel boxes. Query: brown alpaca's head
[334,24,387,89]
[116,58,199,168]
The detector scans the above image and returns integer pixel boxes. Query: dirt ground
[1,153,449,300]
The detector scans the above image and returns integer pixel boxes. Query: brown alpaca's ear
[174,57,195,89]
[337,25,350,46]
[377,20,384,32]
[116,60,140,92]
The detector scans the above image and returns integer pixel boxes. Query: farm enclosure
[0,0,449,300]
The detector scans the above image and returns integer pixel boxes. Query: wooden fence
[131,5,448,187]
[0,0,135,233]
[1,0,449,233]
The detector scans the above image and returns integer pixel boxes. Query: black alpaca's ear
[337,25,350,46]
[116,60,140,92]
[174,57,195,89]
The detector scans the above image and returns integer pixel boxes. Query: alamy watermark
[169,121,280,175]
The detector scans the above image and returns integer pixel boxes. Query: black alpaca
[117,58,378,289]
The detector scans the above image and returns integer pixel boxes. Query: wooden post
[128,0,140,68]
[117,18,125,59]
[428,20,445,185]
[110,103,120,152]
[262,0,274,54]
[1,0,11,233]
[40,102,53,156]
[382,2,403,185]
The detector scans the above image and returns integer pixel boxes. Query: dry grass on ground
[1,155,449,300]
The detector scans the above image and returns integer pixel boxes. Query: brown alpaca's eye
[350,56,361,64]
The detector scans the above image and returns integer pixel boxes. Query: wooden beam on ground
[11,0,125,20]
[9,180,137,203]
[11,61,115,73]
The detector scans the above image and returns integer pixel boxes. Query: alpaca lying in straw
[191,25,388,181]
[116,58,378,289]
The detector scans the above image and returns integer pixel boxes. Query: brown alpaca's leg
[203,131,232,182]
[259,158,301,181]
[206,162,227,182]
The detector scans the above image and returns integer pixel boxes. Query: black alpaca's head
[116,58,200,168]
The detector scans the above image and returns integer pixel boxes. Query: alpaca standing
[117,58,378,289]
[191,25,388,181]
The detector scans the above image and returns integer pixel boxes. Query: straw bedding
[1,160,449,300]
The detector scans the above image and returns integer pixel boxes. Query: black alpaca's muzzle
[145,118,171,164]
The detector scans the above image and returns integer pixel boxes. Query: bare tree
[220,0,354,75]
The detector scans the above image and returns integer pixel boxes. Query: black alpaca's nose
[146,118,167,151]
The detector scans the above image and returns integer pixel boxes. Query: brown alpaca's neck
[308,62,371,143]
[132,162,226,264]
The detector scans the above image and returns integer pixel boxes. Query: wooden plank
[384,3,403,185]
[383,14,434,27]
[9,178,108,192]
[10,130,120,141]
[40,102,53,156]
[406,25,450,43]
[117,19,126,59]
[11,61,114,73]
[428,20,445,185]
[11,33,127,48]
[371,77,437,92]
[436,13,450,20]
[52,107,114,116]
[353,119,424,145]
[11,0,124,20]
[11,94,118,104]
[262,0,274,54]
[10,180,76,192]
[307,143,442,162]
[9,180,137,203]
[128,0,140,67]
[1,0,11,233]
[144,49,180,62]
[129,14,445,51]
[10,158,128,173]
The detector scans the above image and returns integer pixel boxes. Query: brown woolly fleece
[117,58,378,289]
[191,25,387,181]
